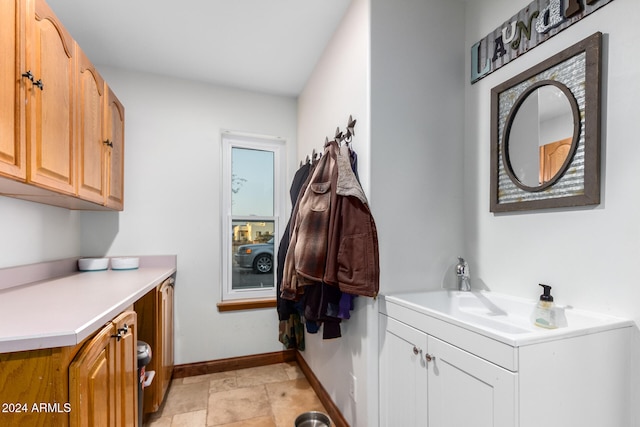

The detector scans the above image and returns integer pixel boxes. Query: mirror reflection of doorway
[539,137,572,184]
[505,82,577,190]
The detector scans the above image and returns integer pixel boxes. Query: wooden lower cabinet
[157,278,175,406]
[69,322,117,427]
[112,311,138,427]
[0,346,74,426]
[0,310,138,427]
[134,277,175,416]
[70,310,137,427]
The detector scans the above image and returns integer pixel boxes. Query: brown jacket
[281,141,379,299]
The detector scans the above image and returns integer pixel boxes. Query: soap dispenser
[533,284,557,329]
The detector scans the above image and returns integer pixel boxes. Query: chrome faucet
[456,257,471,291]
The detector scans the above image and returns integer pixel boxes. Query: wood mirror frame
[490,32,602,213]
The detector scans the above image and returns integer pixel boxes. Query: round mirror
[502,81,580,192]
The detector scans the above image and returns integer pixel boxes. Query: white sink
[382,290,632,346]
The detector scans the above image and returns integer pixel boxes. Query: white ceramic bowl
[78,257,109,271]
[111,257,140,270]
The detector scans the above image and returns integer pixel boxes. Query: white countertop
[0,264,175,353]
[381,290,634,347]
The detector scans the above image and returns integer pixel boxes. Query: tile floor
[145,362,330,427]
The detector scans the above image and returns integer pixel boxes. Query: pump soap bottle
[533,284,557,329]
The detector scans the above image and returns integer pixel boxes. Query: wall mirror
[490,32,602,212]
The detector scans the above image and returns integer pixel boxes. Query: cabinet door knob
[112,324,128,341]
[103,139,113,147]
[21,71,44,90]
[425,353,434,363]
[412,346,422,355]
[21,70,34,82]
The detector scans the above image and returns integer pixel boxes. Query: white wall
[370,0,465,294]
[79,67,298,365]
[0,197,81,268]
[297,0,371,425]
[464,0,640,422]
[297,0,465,425]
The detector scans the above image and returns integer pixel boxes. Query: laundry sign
[471,0,615,83]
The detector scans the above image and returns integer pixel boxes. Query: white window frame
[220,132,286,301]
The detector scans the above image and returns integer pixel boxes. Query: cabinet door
[158,278,175,401]
[379,316,429,427]
[76,46,106,204]
[135,279,175,415]
[427,336,517,427]
[134,288,160,414]
[112,311,138,427]
[0,0,26,180]
[104,86,124,210]
[28,0,75,194]
[69,323,117,427]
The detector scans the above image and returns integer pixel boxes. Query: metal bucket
[294,411,331,427]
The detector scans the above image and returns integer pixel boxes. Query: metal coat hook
[303,115,356,165]
[342,115,356,145]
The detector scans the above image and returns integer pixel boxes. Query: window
[221,133,286,301]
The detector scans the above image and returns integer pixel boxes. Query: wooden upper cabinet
[76,46,126,210]
[27,0,76,195]
[76,46,106,205]
[0,0,125,210]
[0,0,27,180]
[105,86,125,210]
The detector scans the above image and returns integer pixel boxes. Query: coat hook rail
[323,115,357,146]
[301,115,356,166]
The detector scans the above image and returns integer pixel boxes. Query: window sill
[217,298,276,312]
